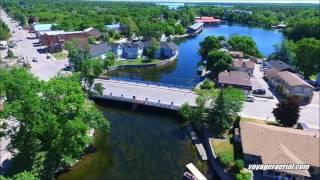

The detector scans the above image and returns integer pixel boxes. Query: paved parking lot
[1,9,68,81]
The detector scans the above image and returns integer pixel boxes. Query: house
[240,121,319,179]
[83,27,101,39]
[315,73,320,86]
[187,22,204,34]
[231,60,255,76]
[105,23,121,32]
[160,42,178,58]
[32,23,54,37]
[266,60,296,72]
[228,51,244,59]
[218,71,252,91]
[122,41,143,59]
[272,71,314,104]
[89,43,112,59]
[110,43,123,59]
[40,31,88,52]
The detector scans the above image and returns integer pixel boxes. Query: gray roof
[123,41,143,48]
[218,71,252,87]
[89,43,112,57]
[189,22,204,30]
[161,42,178,51]
[269,60,295,72]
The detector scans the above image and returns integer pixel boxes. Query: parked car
[253,89,266,95]
[246,95,255,102]
[32,58,38,62]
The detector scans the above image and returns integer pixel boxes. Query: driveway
[0,9,68,81]
[251,64,275,98]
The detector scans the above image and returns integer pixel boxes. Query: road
[0,9,68,81]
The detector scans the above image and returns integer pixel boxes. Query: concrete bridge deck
[93,79,197,110]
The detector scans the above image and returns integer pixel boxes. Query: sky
[99,0,319,3]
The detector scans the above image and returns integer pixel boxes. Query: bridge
[92,78,198,111]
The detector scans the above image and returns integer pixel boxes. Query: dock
[186,123,208,161]
[185,163,207,180]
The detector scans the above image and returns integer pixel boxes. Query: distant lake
[107,24,284,88]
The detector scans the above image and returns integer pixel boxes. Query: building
[89,43,112,59]
[122,41,144,59]
[83,27,101,39]
[195,16,222,24]
[272,71,314,104]
[187,22,204,34]
[266,60,296,72]
[110,43,123,59]
[315,73,320,86]
[32,23,54,37]
[218,71,252,91]
[105,23,121,32]
[228,51,244,59]
[143,41,178,59]
[231,60,255,76]
[240,121,319,179]
[40,31,88,52]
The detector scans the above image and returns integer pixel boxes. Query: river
[59,104,209,180]
[107,24,284,88]
[59,24,284,180]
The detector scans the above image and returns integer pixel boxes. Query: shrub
[113,32,121,40]
[235,172,252,180]
[200,80,215,90]
[234,159,245,171]
[217,151,233,168]
[7,49,14,58]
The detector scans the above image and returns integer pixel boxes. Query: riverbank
[108,52,178,71]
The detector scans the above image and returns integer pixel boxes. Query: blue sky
[101,0,319,3]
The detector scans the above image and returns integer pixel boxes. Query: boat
[183,171,197,180]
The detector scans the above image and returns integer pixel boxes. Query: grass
[240,117,278,126]
[211,136,235,161]
[112,58,161,66]
[52,51,68,60]
[310,74,317,81]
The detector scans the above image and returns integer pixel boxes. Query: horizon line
[90,0,320,4]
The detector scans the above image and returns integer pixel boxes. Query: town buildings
[217,71,252,91]
[240,121,319,179]
[195,16,222,25]
[187,22,204,34]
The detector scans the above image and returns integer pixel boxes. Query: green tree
[210,88,244,134]
[272,96,300,127]
[234,159,245,171]
[294,38,320,78]
[174,24,185,35]
[228,35,262,57]
[88,36,96,45]
[144,38,160,59]
[7,49,14,58]
[113,32,121,40]
[206,50,232,78]
[199,36,222,60]
[270,40,296,64]
[0,68,109,179]
[0,20,10,40]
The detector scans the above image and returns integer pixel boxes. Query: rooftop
[240,121,319,177]
[218,71,252,87]
[33,23,54,31]
[195,16,221,23]
[89,43,112,57]
[232,60,255,69]
[189,22,204,30]
[276,71,313,88]
[269,60,295,72]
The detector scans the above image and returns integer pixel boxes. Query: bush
[200,80,215,90]
[217,151,233,168]
[113,32,121,40]
[7,49,14,58]
[234,159,245,171]
[235,172,252,180]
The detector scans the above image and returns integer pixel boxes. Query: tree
[0,68,110,179]
[7,49,14,58]
[269,40,296,64]
[206,50,232,78]
[0,171,38,180]
[234,159,245,171]
[113,32,121,40]
[144,38,160,59]
[294,38,320,78]
[272,96,300,127]
[0,20,10,40]
[209,88,244,134]
[174,24,185,35]
[199,36,222,60]
[228,35,262,57]
[88,36,96,45]
[179,94,211,130]
[103,52,115,68]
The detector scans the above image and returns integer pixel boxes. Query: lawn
[211,136,234,161]
[240,117,278,126]
[112,58,161,66]
[52,51,68,60]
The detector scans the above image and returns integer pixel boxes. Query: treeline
[0,0,194,38]
[0,20,10,40]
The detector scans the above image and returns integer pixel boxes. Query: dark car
[253,89,266,95]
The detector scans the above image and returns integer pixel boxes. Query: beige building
[240,121,320,179]
[272,71,314,104]
[231,60,255,76]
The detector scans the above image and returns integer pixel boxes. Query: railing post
[133,96,136,100]
[145,98,148,101]
[110,92,112,96]
[121,94,123,97]
[158,100,160,103]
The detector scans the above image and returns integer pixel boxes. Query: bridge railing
[108,77,200,90]
[96,91,182,110]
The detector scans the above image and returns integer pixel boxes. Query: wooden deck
[186,123,208,161]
